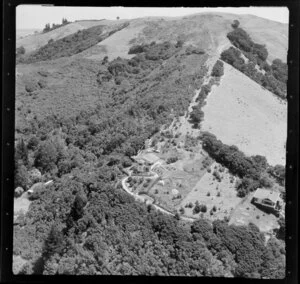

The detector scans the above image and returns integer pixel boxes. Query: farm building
[252,188,282,212]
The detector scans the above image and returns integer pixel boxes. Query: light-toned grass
[201,62,287,166]
[13,255,27,274]
[14,192,31,222]
[86,23,146,61]
[229,192,279,233]
[179,162,241,220]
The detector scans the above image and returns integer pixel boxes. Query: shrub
[128,45,145,54]
[185,46,205,55]
[38,79,47,89]
[34,141,59,172]
[200,204,207,213]
[166,156,178,164]
[193,202,201,214]
[25,81,38,93]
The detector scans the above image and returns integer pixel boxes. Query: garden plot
[179,162,241,220]
[149,170,199,212]
[229,192,280,233]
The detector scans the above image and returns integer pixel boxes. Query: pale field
[12,255,27,274]
[16,20,105,52]
[229,192,279,233]
[86,23,146,61]
[201,62,287,166]
[179,162,241,220]
[14,192,31,222]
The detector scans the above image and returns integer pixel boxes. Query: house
[252,188,282,212]
[132,155,145,165]
[141,153,161,165]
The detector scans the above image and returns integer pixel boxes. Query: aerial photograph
[13,6,288,278]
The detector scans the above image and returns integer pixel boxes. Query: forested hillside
[13,13,287,277]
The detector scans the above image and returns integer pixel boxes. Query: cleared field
[179,162,241,220]
[149,170,199,211]
[13,255,27,274]
[86,23,146,61]
[229,192,279,233]
[14,193,31,215]
[201,62,287,166]
[17,20,105,52]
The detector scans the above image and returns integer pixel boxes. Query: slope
[16,20,105,52]
[201,61,287,166]
[77,13,288,63]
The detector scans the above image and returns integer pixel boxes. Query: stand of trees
[221,24,287,99]
[43,18,71,33]
[201,132,276,197]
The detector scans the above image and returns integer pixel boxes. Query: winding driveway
[121,175,196,222]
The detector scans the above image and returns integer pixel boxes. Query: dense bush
[24,23,129,63]
[201,132,275,197]
[42,18,71,33]
[221,26,287,99]
[34,141,59,173]
[128,44,146,54]
[227,28,268,61]
[211,60,224,77]
[16,46,26,55]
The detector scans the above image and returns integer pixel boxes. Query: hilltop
[17,13,288,62]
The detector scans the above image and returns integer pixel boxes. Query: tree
[16,46,26,55]
[231,20,240,29]
[42,225,65,260]
[27,135,39,151]
[276,216,285,240]
[71,191,88,221]
[193,201,201,214]
[211,60,224,77]
[190,106,204,126]
[43,23,51,33]
[14,162,30,189]
[34,141,58,172]
[15,139,29,166]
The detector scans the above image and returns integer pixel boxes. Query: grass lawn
[179,162,241,220]
[229,192,280,233]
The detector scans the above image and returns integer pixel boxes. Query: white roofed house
[252,188,283,214]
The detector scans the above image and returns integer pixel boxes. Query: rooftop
[253,188,281,203]
[141,153,161,164]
